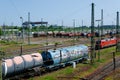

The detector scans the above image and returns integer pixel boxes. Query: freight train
[2,44,89,78]
[32,29,116,38]
[95,37,116,49]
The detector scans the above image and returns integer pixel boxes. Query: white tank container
[13,56,24,72]
[2,59,14,77]
[21,54,34,69]
[31,53,43,67]
[2,53,43,77]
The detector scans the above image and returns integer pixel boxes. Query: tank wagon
[41,44,88,69]
[2,44,89,78]
[2,53,43,77]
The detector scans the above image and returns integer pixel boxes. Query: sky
[0,0,120,27]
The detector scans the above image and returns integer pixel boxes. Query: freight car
[95,37,116,49]
[2,44,89,79]
[41,45,88,69]
[2,53,43,77]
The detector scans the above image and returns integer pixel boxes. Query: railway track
[86,57,120,80]
[4,39,90,57]
[3,49,120,80]
[6,57,120,80]
[56,57,120,80]
[2,37,119,80]
[6,44,69,55]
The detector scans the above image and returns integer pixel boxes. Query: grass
[0,42,42,57]
[34,67,74,80]
[31,46,120,80]
[0,38,120,80]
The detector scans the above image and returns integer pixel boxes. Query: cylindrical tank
[41,44,88,66]
[41,50,60,66]
[21,54,34,69]
[60,48,70,62]
[2,59,14,77]
[60,45,88,62]
[31,53,43,67]
[2,53,43,77]
[48,50,61,65]
[13,56,24,72]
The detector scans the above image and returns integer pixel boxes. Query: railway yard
[0,35,120,80]
[1,1,120,80]
[0,16,120,80]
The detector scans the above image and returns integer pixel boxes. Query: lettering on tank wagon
[53,49,85,59]
[62,52,68,58]
[53,52,68,59]
[71,50,83,54]
[54,54,60,59]
[67,49,83,56]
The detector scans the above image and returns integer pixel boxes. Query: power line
[8,0,21,18]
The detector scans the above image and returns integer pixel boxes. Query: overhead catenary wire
[54,5,90,27]
[8,0,21,18]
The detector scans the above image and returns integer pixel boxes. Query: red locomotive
[95,37,116,49]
